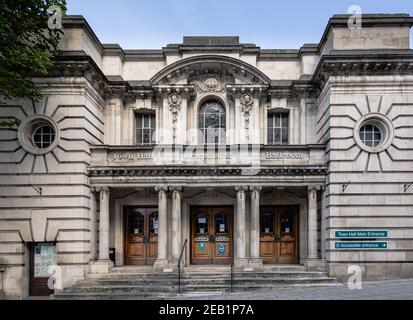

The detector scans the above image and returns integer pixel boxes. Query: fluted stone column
[89,188,98,262]
[235,186,248,268]
[98,187,110,261]
[154,185,169,269]
[307,185,321,270]
[249,186,263,270]
[170,186,183,261]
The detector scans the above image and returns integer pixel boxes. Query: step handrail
[177,239,188,294]
[230,263,234,293]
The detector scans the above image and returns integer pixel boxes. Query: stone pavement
[177,279,413,300]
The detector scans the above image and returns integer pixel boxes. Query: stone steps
[53,267,338,300]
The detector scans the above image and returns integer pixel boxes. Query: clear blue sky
[66,0,413,49]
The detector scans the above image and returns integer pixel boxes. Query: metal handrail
[230,263,234,293]
[177,239,188,294]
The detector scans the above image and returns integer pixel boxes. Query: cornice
[88,165,327,178]
[49,49,413,101]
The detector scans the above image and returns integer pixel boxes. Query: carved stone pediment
[190,72,236,94]
[192,73,225,94]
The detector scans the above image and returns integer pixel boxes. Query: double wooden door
[124,207,158,265]
[260,206,299,264]
[191,207,233,265]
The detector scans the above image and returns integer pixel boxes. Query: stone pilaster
[154,185,169,270]
[234,186,248,269]
[170,186,183,262]
[249,186,263,270]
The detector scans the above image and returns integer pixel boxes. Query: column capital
[308,185,322,192]
[93,187,111,197]
[169,186,183,193]
[155,185,169,193]
[249,186,262,196]
[235,185,249,193]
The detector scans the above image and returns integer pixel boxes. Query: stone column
[170,186,183,261]
[89,188,98,262]
[235,186,248,269]
[154,185,169,269]
[307,185,321,270]
[98,187,111,261]
[320,188,327,261]
[89,187,112,274]
[249,186,263,270]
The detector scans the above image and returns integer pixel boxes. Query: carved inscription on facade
[111,151,305,162]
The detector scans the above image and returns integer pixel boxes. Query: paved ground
[177,279,413,300]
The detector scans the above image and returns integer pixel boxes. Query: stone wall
[317,75,413,280]
[0,78,105,298]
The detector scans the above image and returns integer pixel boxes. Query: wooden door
[29,242,56,296]
[277,206,299,264]
[191,207,233,265]
[124,207,158,265]
[259,206,299,264]
[259,207,278,264]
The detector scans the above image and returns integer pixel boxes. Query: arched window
[198,101,226,144]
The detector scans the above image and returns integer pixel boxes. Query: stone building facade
[1,14,413,299]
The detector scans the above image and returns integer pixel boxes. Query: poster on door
[34,243,57,277]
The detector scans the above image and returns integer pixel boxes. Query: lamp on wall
[342,180,351,192]
[31,185,42,195]
[404,183,413,193]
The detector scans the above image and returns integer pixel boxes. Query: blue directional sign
[335,242,388,249]
[335,230,388,238]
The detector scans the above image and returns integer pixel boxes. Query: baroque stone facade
[1,14,413,299]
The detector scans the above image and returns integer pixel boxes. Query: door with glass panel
[124,207,158,265]
[191,207,233,265]
[259,206,299,264]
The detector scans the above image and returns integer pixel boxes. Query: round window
[18,115,60,155]
[353,113,394,153]
[32,125,56,149]
[359,124,382,147]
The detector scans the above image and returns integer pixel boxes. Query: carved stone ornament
[168,93,182,144]
[240,93,254,141]
[193,74,226,94]
[168,93,182,114]
[240,93,254,115]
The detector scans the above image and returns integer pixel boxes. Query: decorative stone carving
[308,185,323,192]
[169,186,183,193]
[92,186,111,198]
[249,186,262,199]
[155,185,169,193]
[193,73,226,94]
[235,185,249,194]
[168,93,182,144]
[240,93,254,141]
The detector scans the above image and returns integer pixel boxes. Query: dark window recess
[195,213,209,234]
[136,112,156,145]
[267,112,289,144]
[215,212,229,233]
[260,212,274,234]
[198,101,226,144]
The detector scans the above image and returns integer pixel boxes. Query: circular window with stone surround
[18,115,60,155]
[353,113,394,153]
